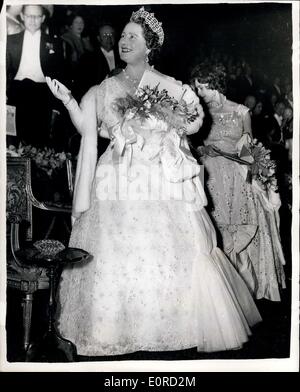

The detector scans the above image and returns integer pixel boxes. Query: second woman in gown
[191,64,286,302]
[46,7,261,357]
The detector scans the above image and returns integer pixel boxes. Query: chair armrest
[29,189,72,213]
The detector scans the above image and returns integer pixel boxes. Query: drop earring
[145,52,149,63]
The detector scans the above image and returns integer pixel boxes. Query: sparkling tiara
[130,7,164,46]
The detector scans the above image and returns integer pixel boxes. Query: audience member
[282,107,293,142]
[269,76,283,101]
[244,95,257,115]
[264,101,286,146]
[6,4,66,147]
[75,22,124,99]
[284,89,293,109]
[236,63,255,103]
[61,14,93,87]
[251,101,266,142]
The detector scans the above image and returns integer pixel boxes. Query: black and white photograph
[0,0,299,373]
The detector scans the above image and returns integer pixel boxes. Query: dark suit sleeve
[42,35,68,86]
[52,37,68,84]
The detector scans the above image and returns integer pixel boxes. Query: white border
[0,0,299,373]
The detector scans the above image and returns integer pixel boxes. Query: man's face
[275,103,285,117]
[21,5,45,34]
[245,96,256,110]
[99,25,115,51]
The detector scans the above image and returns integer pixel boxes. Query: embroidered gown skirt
[56,138,262,356]
[56,78,261,356]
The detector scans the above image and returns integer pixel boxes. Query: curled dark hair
[66,13,85,27]
[131,17,161,63]
[190,63,227,94]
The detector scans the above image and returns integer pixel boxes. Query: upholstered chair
[6,157,72,353]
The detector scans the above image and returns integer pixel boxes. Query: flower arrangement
[199,138,278,193]
[113,84,200,135]
[247,139,278,192]
[7,143,72,177]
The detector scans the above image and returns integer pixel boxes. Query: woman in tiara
[46,7,261,357]
[190,64,286,301]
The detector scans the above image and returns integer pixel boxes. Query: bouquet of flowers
[247,139,278,192]
[113,84,199,135]
[201,138,278,193]
[7,143,72,177]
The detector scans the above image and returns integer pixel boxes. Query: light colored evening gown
[202,94,286,301]
[56,76,262,356]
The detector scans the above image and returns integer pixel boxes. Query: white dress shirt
[100,47,115,72]
[15,29,45,83]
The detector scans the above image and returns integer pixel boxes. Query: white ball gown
[56,75,262,356]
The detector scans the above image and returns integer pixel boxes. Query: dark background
[49,2,293,82]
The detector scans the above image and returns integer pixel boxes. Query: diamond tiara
[130,7,164,46]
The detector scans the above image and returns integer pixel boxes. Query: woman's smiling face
[119,22,148,65]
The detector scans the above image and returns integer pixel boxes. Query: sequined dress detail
[203,98,286,301]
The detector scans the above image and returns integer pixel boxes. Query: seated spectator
[255,72,271,102]
[284,89,293,109]
[75,22,124,100]
[251,101,266,142]
[61,13,93,88]
[264,102,287,196]
[264,101,286,146]
[269,76,283,101]
[226,64,239,101]
[282,78,292,99]
[244,95,256,115]
[236,63,255,103]
[264,93,279,117]
[281,107,293,142]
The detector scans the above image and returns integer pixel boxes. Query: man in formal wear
[75,23,124,100]
[6,4,65,147]
[264,101,285,143]
[269,76,283,101]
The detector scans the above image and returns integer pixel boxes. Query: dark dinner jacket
[6,30,65,90]
[75,46,125,99]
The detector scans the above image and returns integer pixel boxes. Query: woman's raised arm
[46,77,84,133]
